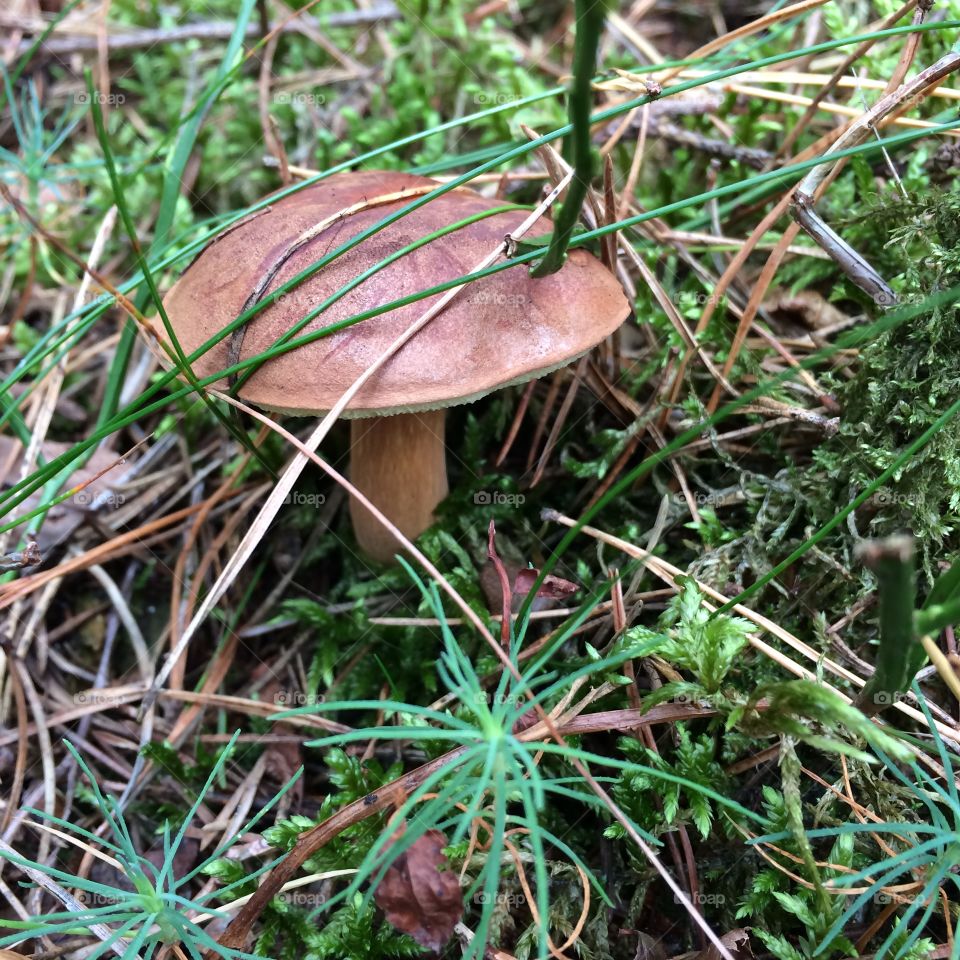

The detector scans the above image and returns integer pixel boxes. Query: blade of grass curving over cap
[84,71,269,471]
[96,0,258,433]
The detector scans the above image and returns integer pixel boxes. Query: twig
[9,7,400,57]
[792,45,960,305]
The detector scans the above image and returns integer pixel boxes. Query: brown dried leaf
[374,829,462,951]
[513,567,579,600]
[634,931,667,960]
[694,928,753,960]
[0,436,123,548]
[762,288,849,333]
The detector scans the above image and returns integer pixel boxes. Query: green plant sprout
[0,732,301,960]
[751,682,960,960]
[0,69,86,283]
[273,560,771,960]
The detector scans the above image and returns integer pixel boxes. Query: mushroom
[162,171,629,563]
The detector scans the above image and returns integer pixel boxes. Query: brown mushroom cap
[162,170,630,417]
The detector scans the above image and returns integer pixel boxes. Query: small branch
[8,6,399,57]
[791,45,960,305]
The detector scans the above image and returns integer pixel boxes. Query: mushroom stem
[349,410,449,563]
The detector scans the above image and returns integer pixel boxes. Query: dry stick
[0,656,29,836]
[7,658,56,920]
[704,213,816,415]
[256,33,290,186]
[524,371,564,473]
[601,153,618,271]
[0,836,132,959]
[2,209,116,545]
[791,46,960,306]
[7,5,400,56]
[143,173,575,715]
[276,0,366,75]
[703,138,855,415]
[658,68,960,103]
[205,395,738,960]
[542,508,960,751]
[0,208,118,724]
[920,634,960,704]
[731,83,960,139]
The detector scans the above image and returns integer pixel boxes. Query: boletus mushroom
[162,171,629,563]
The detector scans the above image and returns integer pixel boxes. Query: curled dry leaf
[0,436,124,548]
[762,288,849,334]
[373,828,463,951]
[513,566,579,600]
[694,927,753,960]
[0,538,41,572]
[634,931,667,960]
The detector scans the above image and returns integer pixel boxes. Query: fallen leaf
[374,829,462,951]
[513,567,579,600]
[634,931,667,960]
[0,437,124,549]
[762,288,849,334]
[694,927,753,960]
